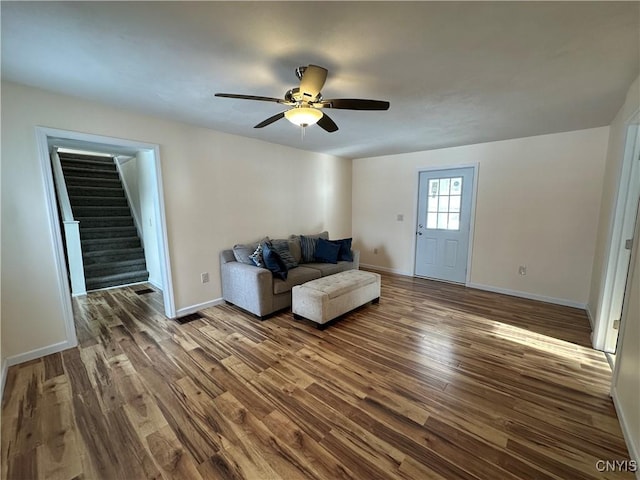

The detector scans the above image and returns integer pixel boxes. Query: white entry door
[414,167,474,283]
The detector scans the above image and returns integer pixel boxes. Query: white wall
[353,127,609,306]
[118,156,143,235]
[0,81,351,362]
[137,150,163,288]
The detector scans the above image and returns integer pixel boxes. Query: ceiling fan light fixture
[284,106,323,127]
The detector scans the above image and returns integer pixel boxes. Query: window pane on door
[425,175,463,231]
[450,177,463,194]
[450,195,461,212]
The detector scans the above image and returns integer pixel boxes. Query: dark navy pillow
[314,238,340,264]
[262,242,288,280]
[330,238,353,262]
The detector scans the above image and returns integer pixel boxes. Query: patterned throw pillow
[299,231,330,263]
[250,243,265,268]
[300,235,317,263]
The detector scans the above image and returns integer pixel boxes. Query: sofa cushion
[314,238,340,264]
[262,243,288,280]
[299,231,329,263]
[330,238,353,262]
[272,266,322,295]
[303,262,347,277]
[300,269,378,299]
[271,239,299,270]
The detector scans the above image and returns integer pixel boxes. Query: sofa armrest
[220,259,274,317]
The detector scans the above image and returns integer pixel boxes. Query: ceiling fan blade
[319,98,390,110]
[254,112,285,128]
[299,65,328,101]
[317,113,339,133]
[215,93,287,104]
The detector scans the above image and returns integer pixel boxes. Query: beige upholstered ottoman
[292,270,381,328]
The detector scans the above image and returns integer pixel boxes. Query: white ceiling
[2,2,638,159]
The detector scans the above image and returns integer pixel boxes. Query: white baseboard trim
[1,358,8,404]
[611,386,640,478]
[359,263,413,277]
[148,279,163,291]
[176,297,224,318]
[466,282,586,309]
[4,340,75,370]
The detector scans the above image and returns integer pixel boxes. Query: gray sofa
[220,232,359,319]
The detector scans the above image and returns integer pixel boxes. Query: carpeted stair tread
[72,206,131,216]
[80,226,138,240]
[84,258,147,275]
[58,152,115,163]
[85,270,149,291]
[64,176,122,187]
[77,217,134,228]
[60,166,120,179]
[83,248,146,265]
[67,186,125,197]
[82,237,142,252]
[60,158,117,170]
[69,195,128,207]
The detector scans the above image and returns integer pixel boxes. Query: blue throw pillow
[330,238,353,262]
[262,242,288,280]
[314,238,340,264]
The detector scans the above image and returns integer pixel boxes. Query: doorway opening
[36,127,176,347]
[593,119,640,358]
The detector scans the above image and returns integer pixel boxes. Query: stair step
[64,176,122,188]
[77,216,134,228]
[84,258,147,276]
[82,236,142,252]
[61,166,120,179]
[85,270,149,291]
[70,196,128,207]
[80,226,138,240]
[67,185,124,197]
[58,153,115,163]
[72,206,131,217]
[83,247,145,264]
[60,158,117,171]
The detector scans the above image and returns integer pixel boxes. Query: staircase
[58,152,149,291]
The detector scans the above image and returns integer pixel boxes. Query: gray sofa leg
[372,297,380,304]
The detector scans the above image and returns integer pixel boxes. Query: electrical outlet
[373,248,378,254]
[518,265,527,276]
[201,272,210,283]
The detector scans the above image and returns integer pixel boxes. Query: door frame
[35,127,176,347]
[593,111,640,352]
[412,163,479,285]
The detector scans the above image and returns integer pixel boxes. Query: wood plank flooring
[1,272,634,479]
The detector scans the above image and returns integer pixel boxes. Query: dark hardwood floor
[1,272,633,479]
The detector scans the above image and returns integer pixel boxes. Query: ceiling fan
[215,65,390,133]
